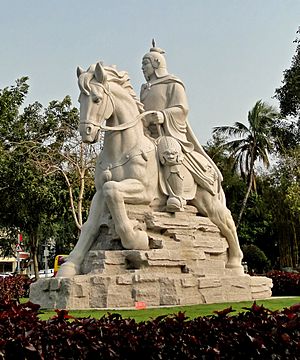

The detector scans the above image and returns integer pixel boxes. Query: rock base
[30,205,272,309]
[30,272,272,309]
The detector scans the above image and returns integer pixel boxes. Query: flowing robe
[140,75,223,196]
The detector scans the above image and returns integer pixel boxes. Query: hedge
[0,300,299,359]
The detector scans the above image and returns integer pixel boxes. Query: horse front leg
[102,179,149,250]
[57,189,107,277]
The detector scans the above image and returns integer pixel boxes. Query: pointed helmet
[142,40,168,78]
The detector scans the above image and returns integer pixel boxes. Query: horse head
[77,62,114,143]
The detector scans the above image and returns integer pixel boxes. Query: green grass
[36,297,300,321]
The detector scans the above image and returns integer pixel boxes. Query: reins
[99,110,155,131]
[80,82,155,133]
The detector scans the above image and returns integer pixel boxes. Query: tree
[0,134,62,276]
[213,100,279,227]
[242,244,270,274]
[0,78,97,277]
[28,98,99,230]
[268,147,300,268]
[205,135,277,260]
[274,27,300,149]
[204,133,247,222]
[270,27,300,267]
[275,27,300,121]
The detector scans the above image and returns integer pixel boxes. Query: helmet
[143,42,168,78]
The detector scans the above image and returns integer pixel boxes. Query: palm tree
[213,100,278,227]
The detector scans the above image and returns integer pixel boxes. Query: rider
[140,42,223,212]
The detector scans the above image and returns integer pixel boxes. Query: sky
[1,0,299,144]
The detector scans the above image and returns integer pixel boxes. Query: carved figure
[141,43,223,211]
[58,56,243,277]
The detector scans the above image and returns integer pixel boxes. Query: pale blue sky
[1,0,299,143]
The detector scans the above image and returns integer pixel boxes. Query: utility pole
[16,233,23,274]
[44,245,49,277]
[16,250,20,274]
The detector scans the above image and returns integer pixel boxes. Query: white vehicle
[38,269,54,278]
[0,273,13,278]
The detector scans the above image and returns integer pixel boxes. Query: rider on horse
[140,42,224,212]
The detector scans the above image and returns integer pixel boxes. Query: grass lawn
[35,297,300,321]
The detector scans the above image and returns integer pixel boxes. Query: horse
[57,62,243,277]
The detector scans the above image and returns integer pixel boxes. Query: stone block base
[30,205,272,309]
[30,272,272,309]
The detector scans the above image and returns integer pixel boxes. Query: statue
[57,45,243,278]
[140,42,224,212]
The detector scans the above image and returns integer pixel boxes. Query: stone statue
[30,44,275,310]
[140,42,224,212]
[57,46,243,278]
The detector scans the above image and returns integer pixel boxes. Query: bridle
[80,82,150,132]
[79,82,114,129]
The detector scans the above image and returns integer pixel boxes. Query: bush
[0,301,299,359]
[0,275,32,305]
[242,244,270,274]
[267,270,300,296]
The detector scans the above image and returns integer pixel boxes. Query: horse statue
[58,62,243,277]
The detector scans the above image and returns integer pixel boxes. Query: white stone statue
[57,46,243,277]
[141,43,224,212]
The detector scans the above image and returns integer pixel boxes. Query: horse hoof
[121,229,149,250]
[56,262,80,277]
[225,263,244,275]
[134,230,149,250]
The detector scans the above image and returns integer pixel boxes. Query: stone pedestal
[30,205,272,309]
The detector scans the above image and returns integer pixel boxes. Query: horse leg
[191,188,243,272]
[57,189,106,277]
[102,179,149,250]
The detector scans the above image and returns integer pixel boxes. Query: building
[0,252,30,275]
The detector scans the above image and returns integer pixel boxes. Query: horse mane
[105,66,145,113]
[79,64,144,114]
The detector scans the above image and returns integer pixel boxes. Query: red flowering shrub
[0,301,299,359]
[0,275,32,305]
[267,270,300,296]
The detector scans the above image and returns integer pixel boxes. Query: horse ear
[95,62,107,84]
[77,66,84,78]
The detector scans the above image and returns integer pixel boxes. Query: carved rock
[30,205,272,309]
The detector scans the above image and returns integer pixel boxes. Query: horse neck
[102,86,144,156]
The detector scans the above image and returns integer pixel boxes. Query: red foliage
[0,299,299,359]
[213,306,234,317]
[51,309,74,320]
[0,276,299,359]
[267,270,300,296]
[0,275,32,306]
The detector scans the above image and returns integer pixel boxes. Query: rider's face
[142,57,155,81]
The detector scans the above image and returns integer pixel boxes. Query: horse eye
[92,95,101,103]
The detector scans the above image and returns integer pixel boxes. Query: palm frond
[213,122,249,139]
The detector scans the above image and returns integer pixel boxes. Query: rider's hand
[145,111,164,125]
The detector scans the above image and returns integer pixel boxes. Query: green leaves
[274,27,300,151]
[275,27,300,119]
[212,100,279,226]
[213,100,278,178]
[0,78,96,272]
